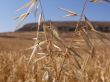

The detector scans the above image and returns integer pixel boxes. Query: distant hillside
[16,21,110,32]
[16,23,38,32]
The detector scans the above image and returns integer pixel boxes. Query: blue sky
[0,0,110,32]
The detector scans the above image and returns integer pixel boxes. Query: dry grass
[1,0,110,82]
[0,32,110,82]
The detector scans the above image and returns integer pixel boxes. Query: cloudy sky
[0,0,110,32]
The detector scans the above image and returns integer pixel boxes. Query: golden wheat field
[0,31,110,82]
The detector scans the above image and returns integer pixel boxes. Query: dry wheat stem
[75,0,88,30]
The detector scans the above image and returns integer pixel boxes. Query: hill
[16,21,110,32]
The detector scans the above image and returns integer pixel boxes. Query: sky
[0,0,110,32]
